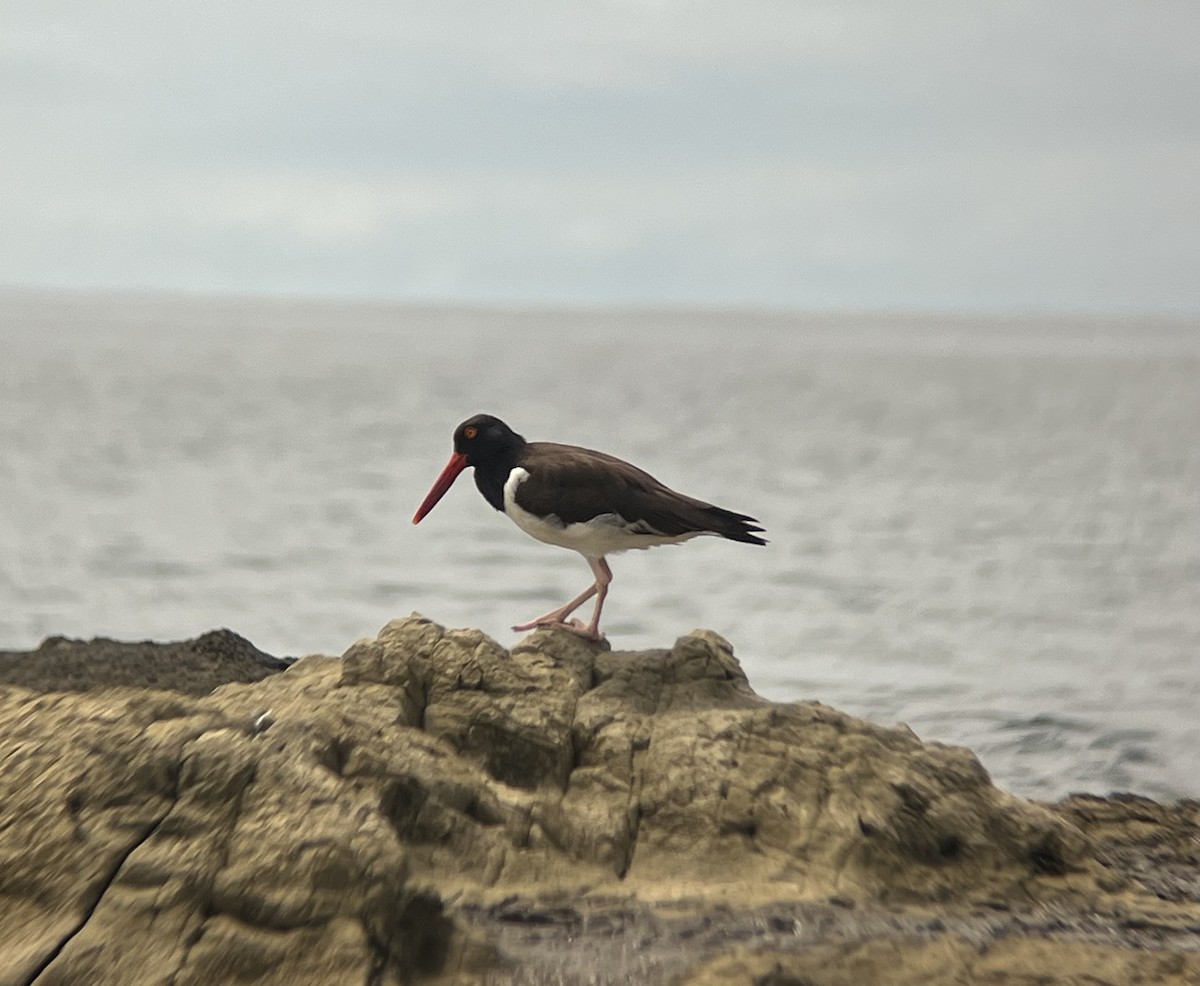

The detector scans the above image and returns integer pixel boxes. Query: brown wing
[516,443,767,544]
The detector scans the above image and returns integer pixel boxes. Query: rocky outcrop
[0,628,289,695]
[0,616,1196,985]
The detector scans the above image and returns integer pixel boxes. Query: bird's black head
[453,413,525,466]
[413,413,526,524]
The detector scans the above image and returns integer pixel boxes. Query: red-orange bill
[412,451,469,524]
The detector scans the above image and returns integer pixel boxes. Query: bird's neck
[473,445,522,512]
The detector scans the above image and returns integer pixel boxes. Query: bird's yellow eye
[464,426,478,440]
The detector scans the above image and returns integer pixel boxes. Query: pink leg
[511,582,597,631]
[578,557,612,640]
[512,556,612,641]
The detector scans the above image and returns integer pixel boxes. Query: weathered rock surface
[0,616,1195,985]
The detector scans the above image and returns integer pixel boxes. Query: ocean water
[1,289,1198,802]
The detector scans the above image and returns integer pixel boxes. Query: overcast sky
[3,1,1199,312]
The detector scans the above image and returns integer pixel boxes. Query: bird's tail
[706,506,768,545]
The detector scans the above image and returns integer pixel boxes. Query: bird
[411,413,766,641]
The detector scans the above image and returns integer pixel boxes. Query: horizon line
[1,281,1198,324]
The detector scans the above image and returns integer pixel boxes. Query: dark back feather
[515,443,767,544]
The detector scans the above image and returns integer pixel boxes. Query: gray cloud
[2,1,1198,310]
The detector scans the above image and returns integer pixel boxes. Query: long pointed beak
[412,451,469,524]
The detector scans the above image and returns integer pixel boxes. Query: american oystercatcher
[412,414,766,640]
